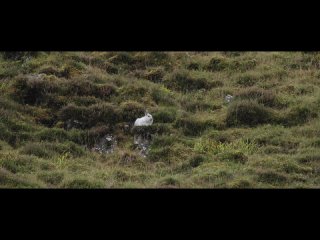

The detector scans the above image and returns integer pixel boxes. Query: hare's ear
[145,110,148,115]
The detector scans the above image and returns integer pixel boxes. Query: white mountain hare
[134,111,153,127]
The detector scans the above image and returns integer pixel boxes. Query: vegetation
[1,51,320,188]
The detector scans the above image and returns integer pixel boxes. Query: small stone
[225,94,234,103]
[65,119,84,130]
[92,134,117,154]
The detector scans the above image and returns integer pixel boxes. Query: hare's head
[144,110,150,117]
[144,110,152,119]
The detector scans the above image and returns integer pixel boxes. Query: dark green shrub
[0,168,40,188]
[230,59,257,72]
[211,80,224,87]
[20,142,54,159]
[39,66,61,75]
[1,51,39,61]
[70,96,102,106]
[175,116,216,136]
[151,86,176,106]
[95,84,117,99]
[64,79,96,96]
[119,101,145,122]
[133,52,171,69]
[144,68,165,83]
[66,129,87,144]
[37,171,64,185]
[0,114,35,132]
[62,179,104,188]
[296,153,320,163]
[88,103,119,126]
[0,131,33,148]
[20,141,85,159]
[119,84,149,101]
[108,52,135,65]
[59,103,119,128]
[221,52,241,57]
[0,153,38,173]
[45,94,68,111]
[151,135,178,148]
[70,54,104,66]
[66,60,87,71]
[164,70,214,92]
[188,155,206,168]
[145,52,170,64]
[160,177,180,187]
[281,162,312,174]
[217,150,248,164]
[0,117,35,147]
[256,169,288,184]
[282,105,318,126]
[86,125,111,146]
[295,85,314,95]
[119,151,139,165]
[229,179,252,188]
[39,65,72,78]
[61,142,86,157]
[236,73,258,87]
[206,57,228,71]
[152,107,177,123]
[36,128,70,142]
[13,75,60,105]
[112,170,131,182]
[311,139,320,147]
[104,62,119,74]
[226,100,274,126]
[235,87,278,107]
[181,99,221,112]
[150,123,174,135]
[0,62,21,78]
[58,104,90,128]
[148,146,171,162]
[262,146,283,154]
[187,62,200,70]
[207,130,236,143]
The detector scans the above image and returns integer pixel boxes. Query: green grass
[1,51,320,188]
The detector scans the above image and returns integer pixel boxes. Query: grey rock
[133,131,152,157]
[65,119,84,130]
[225,94,234,103]
[92,134,117,154]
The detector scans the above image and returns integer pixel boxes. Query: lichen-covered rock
[133,133,152,157]
[132,126,153,157]
[65,119,84,130]
[225,94,234,103]
[91,134,117,154]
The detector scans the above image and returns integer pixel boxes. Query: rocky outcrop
[132,126,153,157]
[91,134,117,154]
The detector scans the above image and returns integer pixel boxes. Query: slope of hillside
[1,51,320,188]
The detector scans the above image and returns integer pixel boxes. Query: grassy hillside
[1,51,320,188]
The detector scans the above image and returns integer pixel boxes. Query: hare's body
[134,112,153,127]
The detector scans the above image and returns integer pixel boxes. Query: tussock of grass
[226,100,275,127]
